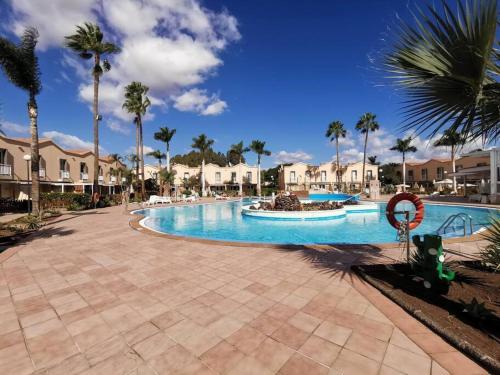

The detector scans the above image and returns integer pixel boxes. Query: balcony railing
[0,164,12,176]
[121,177,127,183]
[60,170,70,180]
[39,169,46,178]
[98,176,104,182]
[80,173,88,181]
[111,176,117,183]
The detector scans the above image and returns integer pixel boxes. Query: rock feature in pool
[242,193,377,220]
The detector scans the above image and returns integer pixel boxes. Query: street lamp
[23,154,31,214]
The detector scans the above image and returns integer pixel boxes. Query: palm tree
[191,134,214,197]
[229,141,250,196]
[356,113,379,192]
[147,150,166,194]
[154,127,176,171]
[434,129,466,193]
[0,28,42,215]
[126,153,139,191]
[160,169,176,197]
[325,121,346,189]
[122,82,151,198]
[384,0,498,142]
[65,23,120,197]
[390,137,417,192]
[368,156,378,165]
[249,140,271,196]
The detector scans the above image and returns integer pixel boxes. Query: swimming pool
[308,193,360,201]
[135,201,497,245]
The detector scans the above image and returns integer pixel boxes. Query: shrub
[20,215,42,230]
[479,216,500,272]
[0,198,29,214]
[41,192,91,210]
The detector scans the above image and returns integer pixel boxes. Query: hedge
[40,192,91,209]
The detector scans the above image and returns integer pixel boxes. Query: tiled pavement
[0,205,488,374]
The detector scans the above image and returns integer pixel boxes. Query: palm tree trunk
[257,155,261,196]
[239,156,243,196]
[336,137,340,190]
[138,116,145,198]
[402,152,406,192]
[92,60,100,200]
[166,143,170,172]
[135,122,140,197]
[361,131,368,192]
[28,93,40,216]
[201,158,206,196]
[451,145,457,193]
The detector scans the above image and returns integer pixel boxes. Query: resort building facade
[278,161,379,192]
[400,155,490,186]
[0,135,126,199]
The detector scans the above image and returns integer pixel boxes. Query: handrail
[437,212,473,237]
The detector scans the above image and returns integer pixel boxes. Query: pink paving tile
[207,316,245,339]
[270,322,310,350]
[249,313,284,336]
[227,325,267,355]
[200,340,245,373]
[344,332,388,362]
[298,334,341,367]
[278,352,329,375]
[147,344,197,373]
[432,351,488,375]
[132,331,176,360]
[226,355,274,375]
[0,342,35,375]
[332,348,381,375]
[383,343,432,375]
[252,337,294,372]
[150,309,184,329]
[314,320,352,346]
[288,311,322,333]
[123,322,160,346]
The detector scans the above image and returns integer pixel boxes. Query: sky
[0,0,491,168]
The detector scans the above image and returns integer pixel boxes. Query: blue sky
[0,0,488,167]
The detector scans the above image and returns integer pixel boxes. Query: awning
[448,165,490,178]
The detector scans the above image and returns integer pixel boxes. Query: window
[366,170,373,181]
[408,170,414,181]
[305,171,311,182]
[351,170,357,181]
[246,171,252,182]
[320,170,327,182]
[59,159,67,171]
[184,172,189,180]
[421,168,428,181]
[215,172,221,183]
[231,172,236,183]
[0,149,6,164]
[290,171,296,183]
[80,163,87,173]
[437,167,444,180]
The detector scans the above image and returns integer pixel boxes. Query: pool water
[308,193,359,201]
[136,201,497,245]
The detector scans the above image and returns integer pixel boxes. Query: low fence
[0,198,29,214]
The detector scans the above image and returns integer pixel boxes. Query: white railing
[39,169,46,178]
[0,164,12,176]
[121,177,127,183]
[111,176,117,183]
[80,173,88,181]
[98,175,104,182]
[60,170,70,179]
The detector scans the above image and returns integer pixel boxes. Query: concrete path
[0,205,488,374]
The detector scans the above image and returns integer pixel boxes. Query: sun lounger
[215,194,228,200]
[182,194,196,202]
[145,195,172,206]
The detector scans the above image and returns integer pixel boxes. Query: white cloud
[1,121,29,135]
[42,130,106,153]
[274,150,313,164]
[125,145,155,155]
[173,88,227,116]
[7,0,239,120]
[106,120,131,135]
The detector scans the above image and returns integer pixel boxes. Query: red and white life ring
[386,192,424,230]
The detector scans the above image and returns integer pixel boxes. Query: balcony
[111,176,117,183]
[59,170,70,180]
[98,175,104,183]
[0,164,12,176]
[80,173,88,181]
[121,177,127,183]
[39,169,46,178]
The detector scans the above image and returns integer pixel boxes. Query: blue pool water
[136,201,497,245]
[309,193,360,201]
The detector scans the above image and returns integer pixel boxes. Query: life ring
[386,192,424,230]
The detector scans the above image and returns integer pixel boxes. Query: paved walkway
[0,205,488,374]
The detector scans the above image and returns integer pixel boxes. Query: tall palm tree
[122,82,151,198]
[0,28,42,215]
[126,153,139,192]
[325,121,346,189]
[384,0,498,142]
[368,156,378,165]
[65,23,120,197]
[154,126,176,171]
[356,113,379,191]
[191,134,214,197]
[249,140,271,196]
[160,169,176,197]
[390,137,417,192]
[147,150,166,194]
[434,129,466,193]
[229,141,250,196]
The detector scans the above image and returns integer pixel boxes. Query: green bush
[480,216,500,272]
[41,192,91,210]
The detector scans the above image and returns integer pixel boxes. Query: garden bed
[352,261,499,373]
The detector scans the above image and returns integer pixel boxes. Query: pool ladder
[436,213,473,237]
